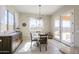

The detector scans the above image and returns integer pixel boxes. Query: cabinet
[0,32,23,54]
[0,39,2,53]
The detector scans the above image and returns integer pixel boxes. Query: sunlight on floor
[15,40,62,54]
[18,42,35,53]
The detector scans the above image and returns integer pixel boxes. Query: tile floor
[15,39,62,54]
[15,39,79,54]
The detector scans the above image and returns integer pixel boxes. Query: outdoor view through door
[61,13,72,44]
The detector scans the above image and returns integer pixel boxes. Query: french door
[61,11,74,47]
[54,10,74,47]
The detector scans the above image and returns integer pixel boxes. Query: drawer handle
[0,40,2,42]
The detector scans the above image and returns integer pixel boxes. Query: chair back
[30,32,39,41]
[39,34,48,44]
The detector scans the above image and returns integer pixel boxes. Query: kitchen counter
[0,32,21,36]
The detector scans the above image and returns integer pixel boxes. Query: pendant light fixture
[36,5,42,33]
[38,5,42,30]
[38,5,42,20]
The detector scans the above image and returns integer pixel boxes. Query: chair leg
[30,42,32,49]
[39,44,41,52]
[36,42,38,47]
[37,41,40,47]
[45,44,47,51]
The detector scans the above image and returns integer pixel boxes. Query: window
[29,18,37,28]
[8,11,15,32]
[29,18,43,31]
[55,19,60,28]
[0,10,15,33]
[0,10,8,32]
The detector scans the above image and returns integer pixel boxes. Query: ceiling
[15,5,63,15]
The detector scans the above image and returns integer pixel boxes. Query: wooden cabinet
[0,32,23,54]
[0,38,2,53]
[1,37,11,53]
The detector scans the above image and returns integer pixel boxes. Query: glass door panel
[54,17,61,41]
[61,12,74,46]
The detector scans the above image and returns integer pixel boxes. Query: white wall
[19,13,51,41]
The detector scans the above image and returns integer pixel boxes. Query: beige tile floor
[15,39,62,54]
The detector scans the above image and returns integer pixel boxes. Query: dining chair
[30,32,38,48]
[39,34,48,51]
